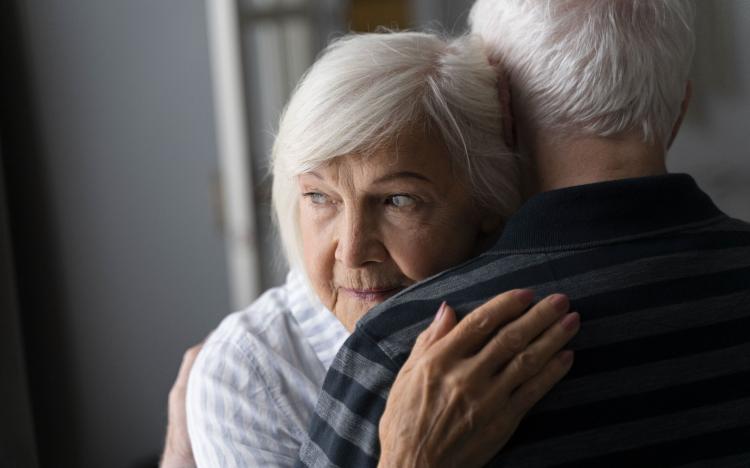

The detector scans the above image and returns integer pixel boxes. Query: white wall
[17,0,231,466]
[669,0,750,221]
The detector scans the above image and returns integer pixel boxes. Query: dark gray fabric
[298,174,750,467]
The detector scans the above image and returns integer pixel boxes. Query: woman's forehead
[301,136,454,186]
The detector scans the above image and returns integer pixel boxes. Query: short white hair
[271,31,520,270]
[469,0,696,146]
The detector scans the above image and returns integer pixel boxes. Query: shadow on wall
[1,0,81,465]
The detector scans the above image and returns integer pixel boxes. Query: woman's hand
[377,290,579,468]
[160,343,203,468]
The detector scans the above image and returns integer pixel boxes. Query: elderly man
[299,1,750,467]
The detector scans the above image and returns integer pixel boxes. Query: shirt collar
[495,174,725,252]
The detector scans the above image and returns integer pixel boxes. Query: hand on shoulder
[378,290,579,467]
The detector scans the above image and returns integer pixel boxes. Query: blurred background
[1,0,748,467]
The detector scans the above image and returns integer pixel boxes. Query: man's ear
[667,80,693,149]
[497,71,517,150]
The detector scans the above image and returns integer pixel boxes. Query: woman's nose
[334,210,387,268]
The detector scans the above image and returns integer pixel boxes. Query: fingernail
[549,294,569,313]
[513,289,534,304]
[435,301,447,323]
[561,312,580,331]
[560,350,575,365]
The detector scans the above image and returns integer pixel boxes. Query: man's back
[298,174,750,467]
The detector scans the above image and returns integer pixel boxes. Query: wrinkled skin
[299,132,500,331]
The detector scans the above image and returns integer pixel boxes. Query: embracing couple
[162,1,750,467]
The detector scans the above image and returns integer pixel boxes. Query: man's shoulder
[355,212,750,363]
[714,215,750,231]
[355,248,563,363]
[363,248,551,317]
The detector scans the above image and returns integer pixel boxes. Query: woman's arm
[378,290,579,468]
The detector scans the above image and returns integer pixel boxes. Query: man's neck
[526,132,668,194]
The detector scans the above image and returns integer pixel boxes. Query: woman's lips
[339,286,403,302]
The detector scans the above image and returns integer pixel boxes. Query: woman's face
[298,132,500,331]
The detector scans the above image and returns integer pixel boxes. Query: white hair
[469,0,696,146]
[271,31,520,270]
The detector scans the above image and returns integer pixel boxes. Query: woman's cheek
[302,245,335,311]
[396,215,478,279]
[383,222,439,279]
[303,210,338,278]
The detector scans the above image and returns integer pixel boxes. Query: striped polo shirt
[298,174,750,467]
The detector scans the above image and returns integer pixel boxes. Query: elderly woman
[168,31,577,467]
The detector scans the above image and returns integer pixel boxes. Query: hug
[162,1,750,467]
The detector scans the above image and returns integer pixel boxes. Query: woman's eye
[304,192,330,205]
[386,195,416,208]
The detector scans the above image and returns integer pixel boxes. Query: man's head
[470,0,696,188]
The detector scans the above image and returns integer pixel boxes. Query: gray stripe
[494,215,728,255]
[374,317,432,366]
[297,437,340,468]
[536,341,750,411]
[379,246,750,359]
[331,347,394,400]
[315,390,380,457]
[501,397,750,467]
[573,288,750,349]
[393,252,564,302]
[562,245,750,300]
[359,252,567,328]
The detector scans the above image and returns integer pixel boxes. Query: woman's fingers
[493,311,579,393]
[472,293,572,375]
[438,289,535,357]
[432,302,458,341]
[506,349,575,418]
[412,302,458,354]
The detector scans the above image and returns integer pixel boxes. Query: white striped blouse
[186,269,350,467]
